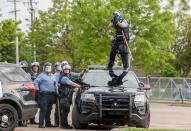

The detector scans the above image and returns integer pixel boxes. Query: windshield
[83,70,139,88]
[0,66,31,83]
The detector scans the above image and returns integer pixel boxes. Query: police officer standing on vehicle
[58,63,81,129]
[29,62,40,124]
[108,11,130,76]
[34,62,57,128]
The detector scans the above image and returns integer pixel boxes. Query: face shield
[44,66,52,73]
[62,64,71,74]
[56,65,62,71]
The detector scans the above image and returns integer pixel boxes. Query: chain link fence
[138,77,191,103]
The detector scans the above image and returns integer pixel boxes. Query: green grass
[121,128,185,131]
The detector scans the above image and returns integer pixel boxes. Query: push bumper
[78,112,148,125]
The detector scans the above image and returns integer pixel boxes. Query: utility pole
[24,0,38,62]
[8,0,21,65]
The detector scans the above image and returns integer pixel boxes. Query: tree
[165,0,191,77]
[0,19,29,64]
[0,20,19,62]
[27,0,72,65]
[28,0,177,74]
[173,17,191,77]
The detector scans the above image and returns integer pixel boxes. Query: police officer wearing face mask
[108,11,130,76]
[58,63,81,129]
[30,62,40,81]
[34,62,57,128]
[29,61,40,124]
[53,62,62,127]
[19,60,28,72]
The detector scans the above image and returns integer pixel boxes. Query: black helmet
[19,60,28,68]
[113,11,121,18]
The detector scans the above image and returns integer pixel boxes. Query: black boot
[39,125,45,128]
[109,70,118,78]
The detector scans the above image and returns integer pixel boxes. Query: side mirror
[138,82,145,88]
[138,82,150,90]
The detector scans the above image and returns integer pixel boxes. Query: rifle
[122,30,133,61]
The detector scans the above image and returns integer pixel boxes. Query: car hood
[84,86,144,95]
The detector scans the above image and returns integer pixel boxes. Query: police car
[72,65,150,129]
[0,63,38,131]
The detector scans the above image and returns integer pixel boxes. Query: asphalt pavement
[15,103,191,131]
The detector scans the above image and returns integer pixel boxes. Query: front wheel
[0,104,18,131]
[72,105,88,129]
[136,112,150,128]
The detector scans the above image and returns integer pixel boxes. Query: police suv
[72,65,150,129]
[0,63,38,131]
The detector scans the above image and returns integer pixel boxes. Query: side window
[0,72,9,85]
[0,81,2,98]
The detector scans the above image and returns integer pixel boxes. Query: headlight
[134,94,146,102]
[81,93,95,102]
[134,94,147,115]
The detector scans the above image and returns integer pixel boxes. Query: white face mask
[45,66,52,73]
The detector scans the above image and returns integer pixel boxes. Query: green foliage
[0,20,20,62]
[170,6,191,77]
[27,0,178,73]
[0,19,31,64]
[162,64,179,77]
[1,0,190,75]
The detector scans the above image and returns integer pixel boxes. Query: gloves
[111,18,117,26]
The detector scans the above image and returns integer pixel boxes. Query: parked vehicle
[72,66,150,129]
[0,63,38,131]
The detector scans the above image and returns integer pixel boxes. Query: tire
[136,112,150,128]
[0,104,18,131]
[72,105,88,129]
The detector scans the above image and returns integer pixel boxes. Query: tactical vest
[113,18,129,40]
[30,72,39,81]
[58,72,73,97]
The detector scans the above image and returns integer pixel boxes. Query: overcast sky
[0,0,53,32]
[0,0,191,32]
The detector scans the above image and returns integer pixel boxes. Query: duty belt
[39,91,57,96]
[116,35,123,37]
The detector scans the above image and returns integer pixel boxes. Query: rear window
[0,66,31,83]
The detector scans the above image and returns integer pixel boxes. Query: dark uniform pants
[60,90,73,127]
[38,93,56,126]
[108,37,129,70]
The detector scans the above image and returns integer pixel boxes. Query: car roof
[0,62,19,67]
[87,69,135,75]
